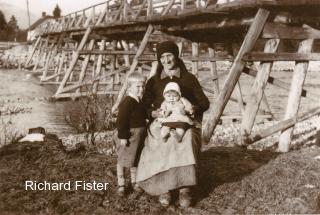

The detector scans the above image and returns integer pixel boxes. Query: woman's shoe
[117,186,125,197]
[179,188,191,208]
[159,192,171,207]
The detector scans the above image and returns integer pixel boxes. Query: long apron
[136,120,200,195]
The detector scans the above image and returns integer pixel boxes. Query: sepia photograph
[0,0,320,214]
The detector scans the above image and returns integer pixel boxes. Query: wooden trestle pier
[24,0,320,152]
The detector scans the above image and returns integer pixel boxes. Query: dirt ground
[1,134,320,214]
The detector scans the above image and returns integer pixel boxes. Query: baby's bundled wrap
[157,82,194,126]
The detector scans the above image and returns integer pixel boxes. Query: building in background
[27,12,54,41]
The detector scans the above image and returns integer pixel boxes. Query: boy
[114,72,147,196]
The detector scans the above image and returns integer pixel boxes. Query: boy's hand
[120,139,128,146]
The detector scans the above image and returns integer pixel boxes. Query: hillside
[0,1,37,29]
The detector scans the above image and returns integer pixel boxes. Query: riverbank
[0,69,75,147]
[1,136,320,214]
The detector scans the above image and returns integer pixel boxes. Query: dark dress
[136,59,210,195]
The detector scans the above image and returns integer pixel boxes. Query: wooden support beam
[55,91,118,99]
[262,23,320,40]
[32,39,46,72]
[41,43,55,80]
[25,37,41,66]
[56,47,67,82]
[203,8,270,143]
[192,42,199,77]
[76,39,95,94]
[241,38,280,137]
[244,52,320,61]
[242,67,320,102]
[56,26,93,96]
[79,50,139,55]
[232,44,246,116]
[112,24,154,113]
[92,39,106,93]
[278,39,314,152]
[244,106,320,145]
[209,47,219,95]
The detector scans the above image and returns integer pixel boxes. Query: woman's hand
[152,109,165,118]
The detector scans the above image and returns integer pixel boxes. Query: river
[0,66,319,142]
[0,69,76,139]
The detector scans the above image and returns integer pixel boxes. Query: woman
[136,41,210,207]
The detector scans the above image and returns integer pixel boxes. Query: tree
[7,16,19,41]
[0,10,7,29]
[0,10,7,40]
[53,4,61,18]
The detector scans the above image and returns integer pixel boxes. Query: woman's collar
[160,67,181,79]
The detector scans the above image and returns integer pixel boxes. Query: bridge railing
[36,0,219,35]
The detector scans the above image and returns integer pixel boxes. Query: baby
[157,82,194,142]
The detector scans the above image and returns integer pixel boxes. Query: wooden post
[123,0,128,21]
[41,43,55,80]
[56,27,93,95]
[83,10,86,26]
[93,40,106,93]
[241,38,280,137]
[203,8,270,143]
[181,0,186,11]
[112,24,154,113]
[76,39,95,94]
[235,83,245,116]
[277,39,314,152]
[92,6,96,24]
[25,36,41,66]
[122,40,131,67]
[96,3,108,25]
[56,50,66,82]
[232,43,246,116]
[192,42,199,77]
[147,0,153,17]
[32,39,46,72]
[209,47,219,95]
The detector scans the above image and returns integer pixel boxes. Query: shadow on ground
[194,146,279,203]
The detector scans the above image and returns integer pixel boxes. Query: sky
[1,0,107,17]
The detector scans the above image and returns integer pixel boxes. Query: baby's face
[164,91,180,103]
[128,81,145,98]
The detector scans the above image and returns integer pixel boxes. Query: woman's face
[160,52,177,72]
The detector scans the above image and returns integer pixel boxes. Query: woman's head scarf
[156,41,179,62]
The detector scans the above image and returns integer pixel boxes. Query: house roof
[28,15,54,31]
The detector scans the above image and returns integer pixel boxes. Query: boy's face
[164,91,180,103]
[128,81,145,98]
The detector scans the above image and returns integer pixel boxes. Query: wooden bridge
[24,0,320,152]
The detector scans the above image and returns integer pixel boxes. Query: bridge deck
[39,0,320,42]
